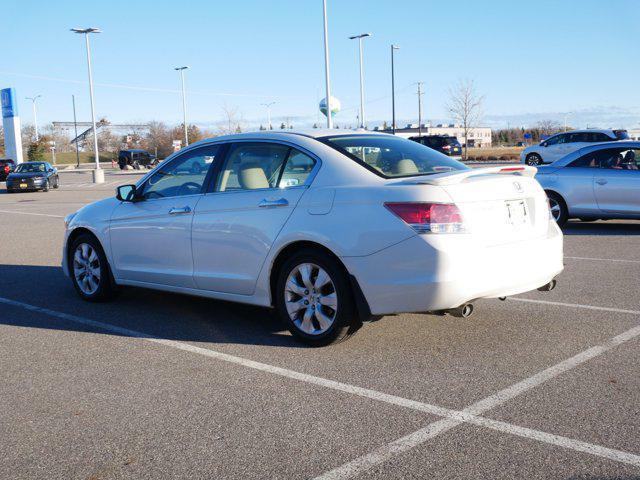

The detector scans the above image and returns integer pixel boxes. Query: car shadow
[562,220,640,236]
[0,264,307,349]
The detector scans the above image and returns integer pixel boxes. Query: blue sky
[3,0,639,130]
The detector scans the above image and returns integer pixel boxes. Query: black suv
[118,149,157,170]
[409,135,462,157]
[0,159,16,181]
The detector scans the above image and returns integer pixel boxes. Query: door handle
[595,179,608,185]
[258,198,289,208]
[168,206,192,215]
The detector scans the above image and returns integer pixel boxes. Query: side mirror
[116,184,137,202]
[541,142,548,147]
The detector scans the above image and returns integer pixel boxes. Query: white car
[521,129,629,166]
[63,131,563,346]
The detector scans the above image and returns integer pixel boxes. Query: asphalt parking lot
[0,169,639,479]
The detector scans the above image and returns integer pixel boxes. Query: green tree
[27,138,47,161]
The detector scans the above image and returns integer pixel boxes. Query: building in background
[627,128,640,141]
[376,123,492,148]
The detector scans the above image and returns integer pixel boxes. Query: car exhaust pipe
[446,303,474,318]
[537,279,557,292]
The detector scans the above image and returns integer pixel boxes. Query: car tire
[275,248,361,346]
[526,153,543,166]
[42,180,50,192]
[69,233,118,302]
[53,177,59,189]
[547,191,568,227]
[133,161,141,170]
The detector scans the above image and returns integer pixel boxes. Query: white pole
[84,33,100,170]
[267,105,271,130]
[322,0,333,129]
[358,37,365,129]
[33,100,39,141]
[180,69,188,146]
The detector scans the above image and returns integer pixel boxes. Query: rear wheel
[69,233,118,302]
[275,249,361,346]
[526,153,543,166]
[547,191,568,227]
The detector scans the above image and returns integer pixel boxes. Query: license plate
[19,183,28,188]
[505,200,529,226]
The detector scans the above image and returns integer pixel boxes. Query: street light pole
[390,45,399,134]
[564,112,572,132]
[72,95,80,168]
[25,95,42,141]
[71,27,102,181]
[261,102,276,130]
[322,0,333,129]
[417,82,424,137]
[349,33,371,129]
[174,66,190,146]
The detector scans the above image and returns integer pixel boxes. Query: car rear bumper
[343,222,563,315]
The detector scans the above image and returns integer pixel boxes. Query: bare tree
[446,79,484,159]
[536,119,561,137]
[218,105,243,135]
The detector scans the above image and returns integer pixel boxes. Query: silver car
[536,142,640,226]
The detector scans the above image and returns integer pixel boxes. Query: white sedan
[63,131,563,346]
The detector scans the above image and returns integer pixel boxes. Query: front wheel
[275,249,361,346]
[42,180,50,192]
[69,234,118,302]
[53,176,60,189]
[547,192,568,227]
[526,153,543,166]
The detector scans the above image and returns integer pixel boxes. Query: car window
[600,148,640,171]
[545,134,562,146]
[568,151,605,168]
[569,132,590,143]
[591,132,611,142]
[140,145,219,199]
[279,149,316,187]
[321,134,467,178]
[216,142,289,192]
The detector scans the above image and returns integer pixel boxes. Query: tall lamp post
[564,112,573,132]
[321,0,333,129]
[349,33,371,129]
[174,66,190,146]
[261,102,276,130]
[70,27,103,183]
[25,95,42,141]
[390,45,399,134]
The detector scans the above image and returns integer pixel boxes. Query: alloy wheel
[549,198,561,222]
[284,263,338,335]
[73,243,101,295]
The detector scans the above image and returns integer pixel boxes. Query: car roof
[193,129,392,144]
[553,140,640,166]
[553,129,620,136]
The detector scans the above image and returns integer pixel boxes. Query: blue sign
[1,88,18,118]
[523,133,532,139]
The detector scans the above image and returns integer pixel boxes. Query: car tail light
[441,145,451,151]
[3,166,9,174]
[384,202,467,234]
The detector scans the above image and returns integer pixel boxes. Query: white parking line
[0,209,63,218]
[566,256,640,264]
[1,295,639,474]
[511,297,640,315]
[317,320,640,478]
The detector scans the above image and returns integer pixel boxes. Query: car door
[554,151,601,214]
[540,133,566,163]
[109,144,220,288]
[564,132,588,155]
[191,141,318,294]
[593,147,640,214]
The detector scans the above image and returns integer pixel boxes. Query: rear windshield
[320,135,468,178]
[614,130,629,140]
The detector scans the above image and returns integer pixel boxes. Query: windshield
[613,130,629,140]
[321,134,468,178]
[15,163,46,173]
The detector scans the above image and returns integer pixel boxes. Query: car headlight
[64,212,77,228]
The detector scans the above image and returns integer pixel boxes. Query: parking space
[0,179,639,478]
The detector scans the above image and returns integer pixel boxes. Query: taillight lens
[384,202,467,234]
[3,166,9,174]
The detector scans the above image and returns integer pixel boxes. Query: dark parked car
[409,135,462,158]
[5,161,59,192]
[0,159,16,181]
[118,149,157,170]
